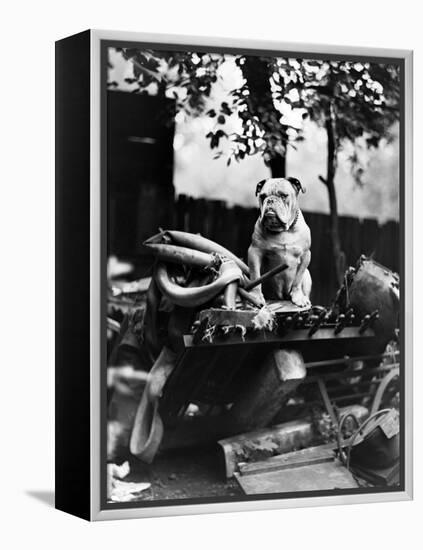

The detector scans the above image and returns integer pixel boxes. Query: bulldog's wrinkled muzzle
[261,196,291,230]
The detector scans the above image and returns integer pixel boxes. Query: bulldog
[248,177,312,307]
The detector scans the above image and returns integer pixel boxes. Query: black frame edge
[55,29,91,521]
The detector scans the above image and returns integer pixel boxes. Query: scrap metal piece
[218,419,315,478]
[281,315,294,330]
[143,242,215,268]
[237,287,263,308]
[337,257,399,339]
[155,260,242,308]
[359,310,380,334]
[144,229,250,276]
[308,308,327,336]
[244,263,288,291]
[334,313,347,335]
[370,367,400,415]
[223,280,238,309]
[294,313,305,329]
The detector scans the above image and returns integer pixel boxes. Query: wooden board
[238,444,336,476]
[184,327,376,348]
[235,459,359,495]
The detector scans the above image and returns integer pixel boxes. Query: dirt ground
[124,445,241,502]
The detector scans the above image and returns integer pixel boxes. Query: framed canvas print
[55,29,413,521]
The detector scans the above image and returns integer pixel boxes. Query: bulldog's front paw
[290,288,311,308]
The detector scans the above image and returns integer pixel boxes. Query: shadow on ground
[125,445,241,502]
[26,490,55,508]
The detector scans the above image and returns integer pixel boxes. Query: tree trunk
[242,57,286,177]
[269,154,286,178]
[323,101,345,286]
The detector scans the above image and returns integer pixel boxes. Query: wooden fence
[169,194,400,306]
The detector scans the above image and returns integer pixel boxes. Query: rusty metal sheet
[218,420,316,478]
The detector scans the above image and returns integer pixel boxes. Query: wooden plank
[197,304,309,330]
[195,198,208,236]
[198,308,259,328]
[235,459,359,494]
[184,326,376,348]
[187,196,201,234]
[211,199,228,249]
[307,211,334,306]
[175,194,189,232]
[304,352,398,369]
[360,218,379,257]
[238,445,335,476]
[203,199,216,242]
[379,220,400,272]
[222,206,237,254]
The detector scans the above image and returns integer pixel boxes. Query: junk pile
[220,404,400,494]
[107,230,401,498]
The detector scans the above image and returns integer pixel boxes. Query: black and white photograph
[3,0,422,541]
[104,39,405,508]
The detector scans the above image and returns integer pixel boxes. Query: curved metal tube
[145,230,249,276]
[143,243,215,268]
[370,367,400,415]
[155,260,242,307]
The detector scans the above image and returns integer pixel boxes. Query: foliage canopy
[110,48,400,180]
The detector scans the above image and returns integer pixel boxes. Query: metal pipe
[244,263,288,291]
[238,287,263,308]
[144,230,250,275]
[224,280,238,309]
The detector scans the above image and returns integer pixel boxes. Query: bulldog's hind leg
[290,252,312,307]
[301,268,312,300]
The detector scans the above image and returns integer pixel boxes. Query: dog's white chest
[264,239,303,260]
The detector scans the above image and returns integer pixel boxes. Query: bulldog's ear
[255,179,267,196]
[287,177,306,194]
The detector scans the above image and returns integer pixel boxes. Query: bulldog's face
[256,177,305,232]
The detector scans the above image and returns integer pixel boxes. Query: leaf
[221,102,232,115]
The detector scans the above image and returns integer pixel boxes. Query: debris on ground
[107,461,151,502]
[252,306,276,330]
